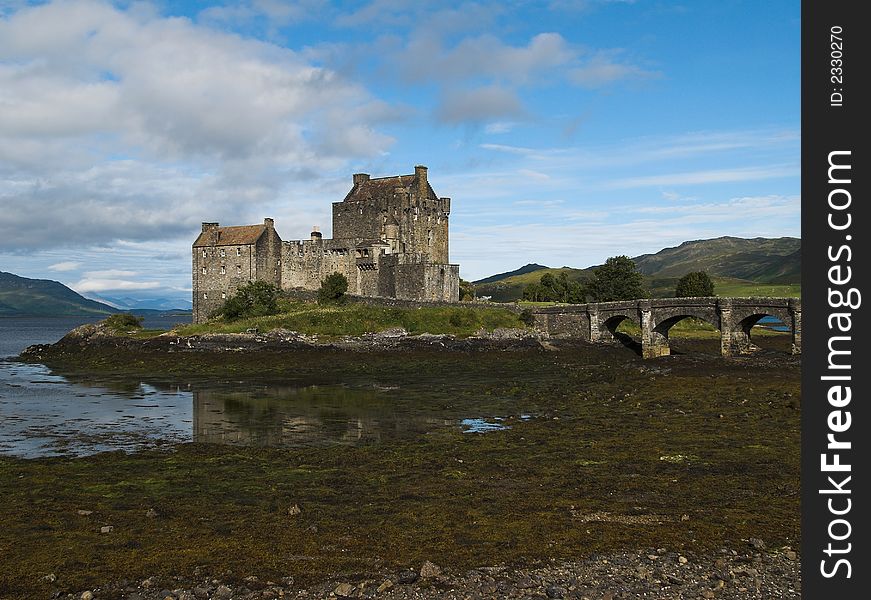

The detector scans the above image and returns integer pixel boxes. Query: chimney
[264,218,274,228]
[202,222,219,232]
[415,165,428,197]
[353,173,370,186]
[310,225,322,241]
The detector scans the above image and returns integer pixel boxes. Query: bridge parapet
[528,297,801,359]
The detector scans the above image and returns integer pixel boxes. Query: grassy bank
[175,299,525,338]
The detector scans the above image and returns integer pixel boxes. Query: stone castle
[192,166,460,323]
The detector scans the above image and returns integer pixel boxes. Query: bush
[318,272,349,304]
[105,313,143,331]
[519,309,536,327]
[459,279,476,301]
[522,272,585,303]
[584,256,648,302]
[216,280,280,321]
[675,271,715,297]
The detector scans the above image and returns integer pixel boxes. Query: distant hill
[472,236,801,302]
[87,293,193,312]
[0,271,118,317]
[474,263,549,285]
[633,237,801,283]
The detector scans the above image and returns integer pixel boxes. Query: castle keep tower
[192,166,460,323]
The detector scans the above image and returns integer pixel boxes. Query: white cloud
[568,51,661,88]
[606,164,800,189]
[72,278,162,292]
[0,0,397,251]
[47,261,82,272]
[435,86,526,125]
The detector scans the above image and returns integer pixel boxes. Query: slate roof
[342,173,438,203]
[193,224,266,247]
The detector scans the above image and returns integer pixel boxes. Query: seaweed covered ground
[1,337,800,599]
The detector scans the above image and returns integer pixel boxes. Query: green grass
[174,299,525,338]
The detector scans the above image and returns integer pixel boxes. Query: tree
[584,256,648,302]
[522,271,585,303]
[318,272,349,304]
[675,271,715,297]
[216,280,280,320]
[459,279,476,301]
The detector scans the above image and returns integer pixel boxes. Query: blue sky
[0,0,799,306]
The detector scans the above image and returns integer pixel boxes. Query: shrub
[584,256,648,302]
[216,280,280,321]
[519,309,536,327]
[675,271,715,297]
[318,272,349,304]
[105,313,143,331]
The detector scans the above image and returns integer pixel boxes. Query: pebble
[419,560,442,579]
[81,592,94,600]
[333,582,356,597]
[678,556,688,564]
[377,579,394,593]
[288,504,302,516]
[100,525,113,534]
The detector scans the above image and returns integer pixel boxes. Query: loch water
[0,316,522,458]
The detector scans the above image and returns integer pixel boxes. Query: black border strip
[802,1,868,596]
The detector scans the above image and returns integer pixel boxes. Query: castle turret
[415,165,428,198]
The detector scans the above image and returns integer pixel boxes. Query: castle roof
[342,173,438,203]
[193,224,266,247]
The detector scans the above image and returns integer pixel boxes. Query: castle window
[202,249,207,258]
[201,267,206,275]
[220,266,226,275]
[236,265,242,275]
[221,292,226,299]
[236,247,241,256]
[220,249,226,258]
[278,259,281,266]
[203,293,208,300]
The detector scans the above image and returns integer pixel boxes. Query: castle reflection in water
[192,384,454,448]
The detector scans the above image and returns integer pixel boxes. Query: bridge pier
[587,304,601,342]
[639,301,670,359]
[789,299,802,355]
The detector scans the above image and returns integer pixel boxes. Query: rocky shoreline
[45,545,799,600]
[19,323,550,362]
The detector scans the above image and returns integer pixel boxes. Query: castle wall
[192,242,258,323]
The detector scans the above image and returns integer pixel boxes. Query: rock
[376,579,394,593]
[545,584,566,598]
[397,569,419,584]
[701,590,715,599]
[145,508,159,518]
[100,525,113,534]
[40,573,57,583]
[678,556,688,564]
[749,537,766,550]
[81,592,94,600]
[141,577,158,588]
[681,514,690,521]
[419,560,442,578]
[785,550,797,561]
[77,510,93,516]
[334,582,356,597]
[288,504,302,516]
[213,584,232,598]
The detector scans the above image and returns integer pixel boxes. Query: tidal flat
[1,338,800,598]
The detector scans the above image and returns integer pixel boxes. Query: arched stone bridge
[529,297,801,359]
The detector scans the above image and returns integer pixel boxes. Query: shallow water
[0,317,536,457]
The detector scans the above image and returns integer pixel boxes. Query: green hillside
[0,271,117,317]
[473,237,801,302]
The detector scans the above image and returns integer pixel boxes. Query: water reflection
[193,386,454,447]
[2,359,528,457]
